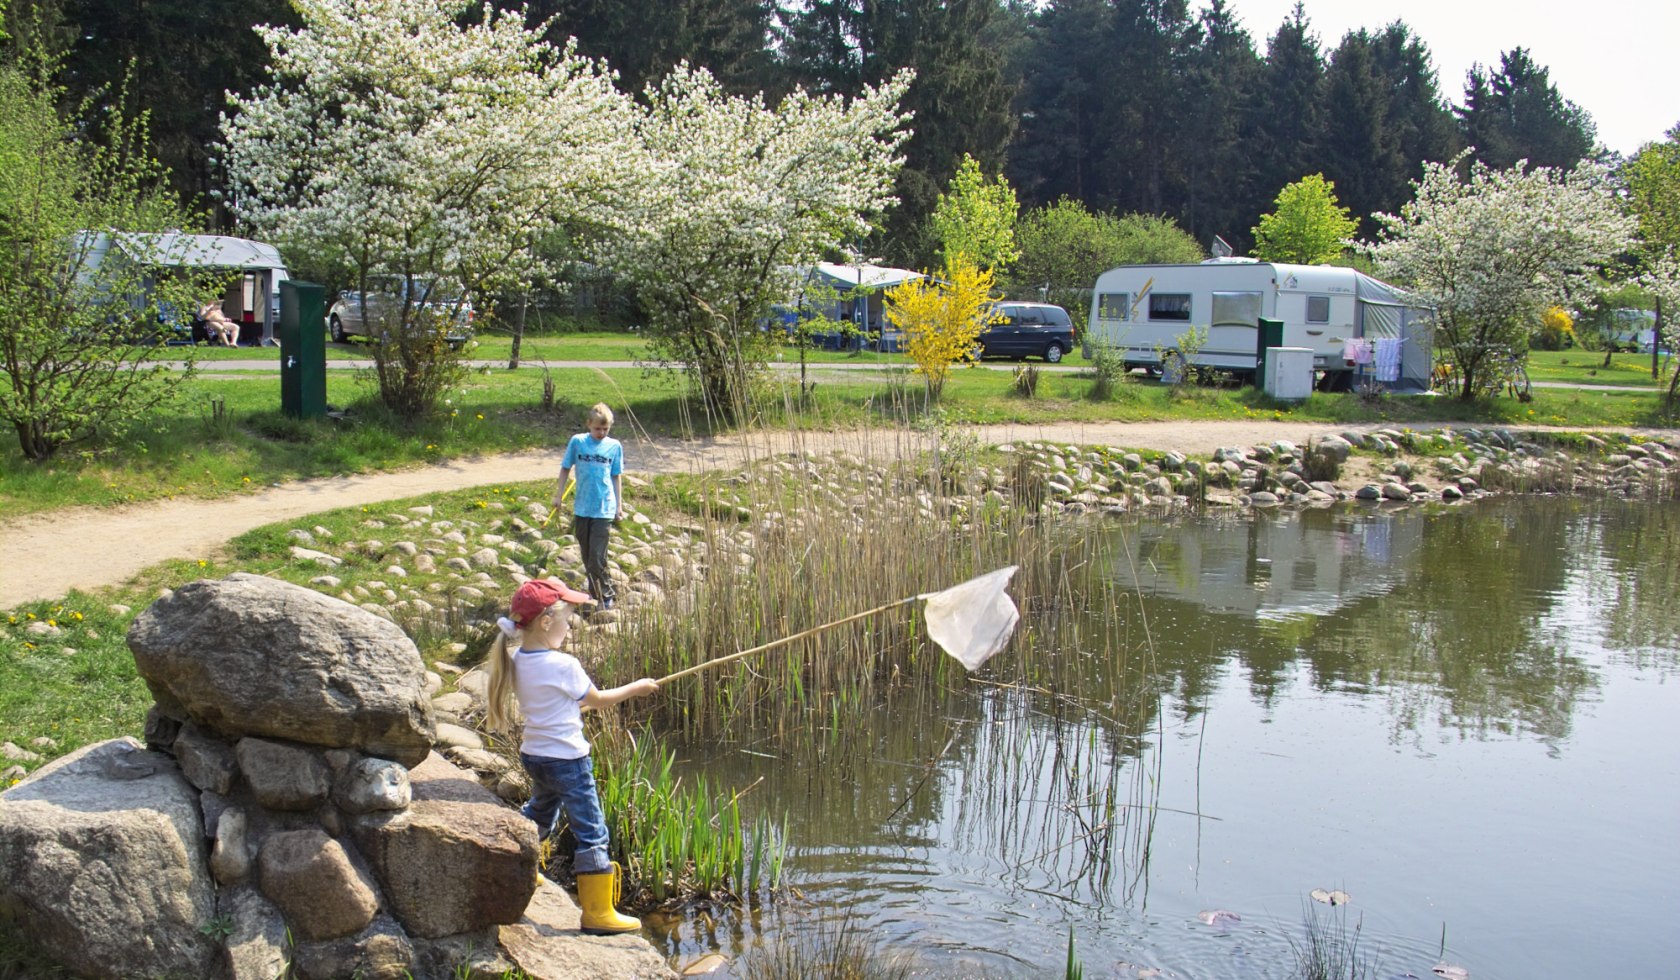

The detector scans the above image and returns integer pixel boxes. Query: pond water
[650,498,1680,979]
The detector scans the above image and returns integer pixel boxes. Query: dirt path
[0,418,1628,608]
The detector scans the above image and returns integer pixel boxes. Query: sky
[1227,0,1678,157]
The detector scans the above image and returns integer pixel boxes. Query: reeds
[591,726,787,906]
[1288,900,1379,980]
[578,422,1167,908]
[736,911,913,980]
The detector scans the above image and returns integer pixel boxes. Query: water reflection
[659,499,1680,979]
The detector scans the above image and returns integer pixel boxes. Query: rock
[236,737,332,811]
[499,877,674,980]
[257,829,381,941]
[218,882,290,980]
[174,725,239,795]
[353,753,538,939]
[128,574,436,766]
[1355,484,1383,501]
[211,806,253,885]
[0,738,218,980]
[335,757,413,814]
[289,546,343,567]
[292,915,416,980]
[1,742,41,763]
[431,691,474,719]
[1381,483,1412,501]
[434,722,485,752]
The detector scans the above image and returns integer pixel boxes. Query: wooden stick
[655,593,921,685]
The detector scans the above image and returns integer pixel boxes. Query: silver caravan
[1085,259,1433,389]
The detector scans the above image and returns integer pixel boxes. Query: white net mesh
[922,565,1020,672]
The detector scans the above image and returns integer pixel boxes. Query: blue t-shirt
[561,433,623,519]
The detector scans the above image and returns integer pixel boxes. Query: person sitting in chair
[199,301,240,347]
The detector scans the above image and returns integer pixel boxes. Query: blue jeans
[520,753,611,874]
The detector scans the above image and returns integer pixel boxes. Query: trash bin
[1255,317,1285,385]
[279,281,327,419]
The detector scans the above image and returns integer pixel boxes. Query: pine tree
[1455,48,1596,171]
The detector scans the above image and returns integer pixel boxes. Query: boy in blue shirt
[557,403,624,609]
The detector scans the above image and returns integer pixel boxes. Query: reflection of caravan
[1085,259,1432,389]
[1117,511,1422,620]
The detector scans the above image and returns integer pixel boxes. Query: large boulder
[0,738,219,980]
[354,753,538,939]
[128,573,435,765]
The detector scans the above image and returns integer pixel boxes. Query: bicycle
[1485,347,1532,402]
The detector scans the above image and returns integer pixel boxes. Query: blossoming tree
[222,0,638,418]
[1362,151,1634,400]
[597,64,912,421]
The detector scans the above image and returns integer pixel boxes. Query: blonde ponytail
[484,631,519,735]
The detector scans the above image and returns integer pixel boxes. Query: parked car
[327,276,473,347]
[1606,309,1656,353]
[975,301,1075,362]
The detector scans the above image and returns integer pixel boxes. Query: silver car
[327,276,473,347]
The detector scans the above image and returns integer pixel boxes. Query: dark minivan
[975,301,1074,362]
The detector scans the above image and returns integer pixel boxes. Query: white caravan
[1084,258,1433,389]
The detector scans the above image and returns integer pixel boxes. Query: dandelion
[476,413,484,420]
[198,560,208,568]
[242,476,251,483]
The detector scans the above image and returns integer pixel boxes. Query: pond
[649,498,1680,979]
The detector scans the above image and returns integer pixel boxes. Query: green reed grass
[589,726,787,907]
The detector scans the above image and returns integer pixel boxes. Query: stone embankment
[0,574,672,980]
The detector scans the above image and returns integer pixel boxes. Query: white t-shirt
[512,647,594,759]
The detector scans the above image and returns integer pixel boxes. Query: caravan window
[1211,291,1262,327]
[1307,295,1330,323]
[1097,293,1130,321]
[1149,293,1192,321]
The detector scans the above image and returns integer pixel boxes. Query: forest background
[2,0,1607,273]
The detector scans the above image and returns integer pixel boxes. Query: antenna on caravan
[1211,235,1234,258]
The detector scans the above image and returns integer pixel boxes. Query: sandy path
[0,418,1546,607]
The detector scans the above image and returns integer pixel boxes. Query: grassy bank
[4,348,1673,520]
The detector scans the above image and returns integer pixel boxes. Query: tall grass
[578,417,1166,906]
[589,727,787,906]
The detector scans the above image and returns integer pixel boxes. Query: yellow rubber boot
[576,862,641,934]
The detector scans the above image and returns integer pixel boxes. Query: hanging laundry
[1374,337,1403,382]
[1342,338,1373,366]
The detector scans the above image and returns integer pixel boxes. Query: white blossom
[221,0,639,296]
[1362,151,1635,396]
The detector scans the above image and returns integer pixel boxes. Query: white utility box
[1264,346,1315,400]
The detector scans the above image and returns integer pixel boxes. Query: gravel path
[0,418,1635,608]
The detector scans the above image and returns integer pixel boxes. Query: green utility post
[280,281,327,419]
[1255,317,1285,387]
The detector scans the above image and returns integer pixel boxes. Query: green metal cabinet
[280,281,327,419]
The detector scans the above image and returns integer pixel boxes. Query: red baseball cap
[509,579,591,626]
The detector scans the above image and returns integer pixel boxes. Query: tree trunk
[1654,295,1664,381]
[508,290,528,371]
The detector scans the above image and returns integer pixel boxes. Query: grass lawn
[3,346,1673,522]
[1528,349,1674,387]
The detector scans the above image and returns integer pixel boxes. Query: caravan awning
[108,233,285,271]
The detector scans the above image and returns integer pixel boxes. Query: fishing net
[922,565,1021,671]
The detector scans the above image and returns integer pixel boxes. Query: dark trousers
[573,515,615,603]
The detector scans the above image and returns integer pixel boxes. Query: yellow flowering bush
[885,256,1002,401]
